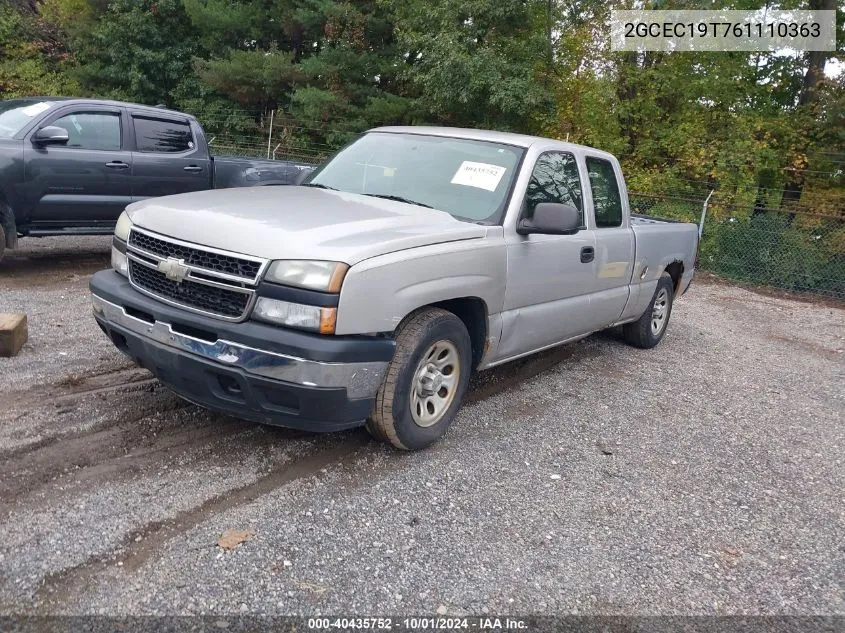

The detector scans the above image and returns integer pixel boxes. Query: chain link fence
[629,192,845,300]
[197,110,845,301]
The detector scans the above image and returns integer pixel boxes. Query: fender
[335,236,507,336]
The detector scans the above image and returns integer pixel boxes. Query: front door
[498,151,597,360]
[24,108,132,226]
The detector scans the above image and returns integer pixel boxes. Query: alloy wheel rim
[410,340,460,428]
[651,288,669,335]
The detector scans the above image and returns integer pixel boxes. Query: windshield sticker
[450,161,507,192]
[21,102,51,117]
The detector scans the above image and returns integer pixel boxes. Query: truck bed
[631,216,699,288]
[212,156,314,189]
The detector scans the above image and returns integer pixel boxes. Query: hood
[126,186,486,265]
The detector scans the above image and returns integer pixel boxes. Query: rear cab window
[585,156,623,228]
[133,116,195,153]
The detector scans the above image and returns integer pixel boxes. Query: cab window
[49,112,122,151]
[586,157,623,228]
[133,117,194,153]
[524,151,583,224]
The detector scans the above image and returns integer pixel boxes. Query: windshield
[307,132,524,224]
[0,100,54,139]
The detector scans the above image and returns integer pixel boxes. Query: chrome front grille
[128,230,263,281]
[126,228,267,321]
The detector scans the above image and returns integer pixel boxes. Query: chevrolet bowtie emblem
[157,257,190,283]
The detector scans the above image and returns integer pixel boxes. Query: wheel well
[430,297,488,370]
[665,261,684,294]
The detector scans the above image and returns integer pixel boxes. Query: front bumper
[90,270,394,431]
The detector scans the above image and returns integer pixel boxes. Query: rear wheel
[623,272,674,349]
[0,223,5,264]
[366,308,471,450]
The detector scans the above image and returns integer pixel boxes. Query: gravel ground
[0,236,843,616]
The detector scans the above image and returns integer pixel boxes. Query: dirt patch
[694,270,844,310]
[466,340,601,405]
[767,333,844,357]
[0,394,193,508]
[4,365,155,413]
[0,248,110,290]
[33,434,374,609]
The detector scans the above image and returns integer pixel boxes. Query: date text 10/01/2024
[307,617,529,630]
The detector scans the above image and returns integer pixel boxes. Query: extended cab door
[129,114,211,201]
[583,154,635,327]
[24,106,132,226]
[498,150,598,360]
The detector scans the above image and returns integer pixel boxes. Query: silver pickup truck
[90,126,698,450]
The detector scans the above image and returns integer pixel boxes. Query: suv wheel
[366,308,472,450]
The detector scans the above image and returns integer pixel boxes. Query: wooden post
[0,314,27,357]
[266,109,275,159]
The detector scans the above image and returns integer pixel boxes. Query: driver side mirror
[517,202,581,236]
[32,126,69,146]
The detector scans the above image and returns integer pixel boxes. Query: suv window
[586,157,623,227]
[133,117,194,153]
[49,112,121,151]
[524,151,583,223]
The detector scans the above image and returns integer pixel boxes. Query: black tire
[0,201,11,264]
[623,272,674,349]
[366,307,472,450]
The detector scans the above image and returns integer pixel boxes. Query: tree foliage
[389,0,554,129]
[0,0,841,217]
[72,0,201,106]
[0,1,79,97]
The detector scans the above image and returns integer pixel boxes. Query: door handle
[183,165,203,173]
[105,161,129,169]
[580,246,595,263]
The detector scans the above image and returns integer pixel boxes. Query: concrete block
[0,313,28,357]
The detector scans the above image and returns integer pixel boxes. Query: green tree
[389,0,554,131]
[73,0,201,106]
[0,1,79,98]
[289,1,415,147]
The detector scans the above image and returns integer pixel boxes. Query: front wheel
[623,272,674,349]
[366,308,472,450]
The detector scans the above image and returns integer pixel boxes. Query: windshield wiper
[362,193,433,209]
[301,182,338,191]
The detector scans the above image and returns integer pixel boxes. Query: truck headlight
[252,298,337,334]
[264,260,348,292]
[115,211,132,242]
[112,212,132,277]
[111,245,129,277]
